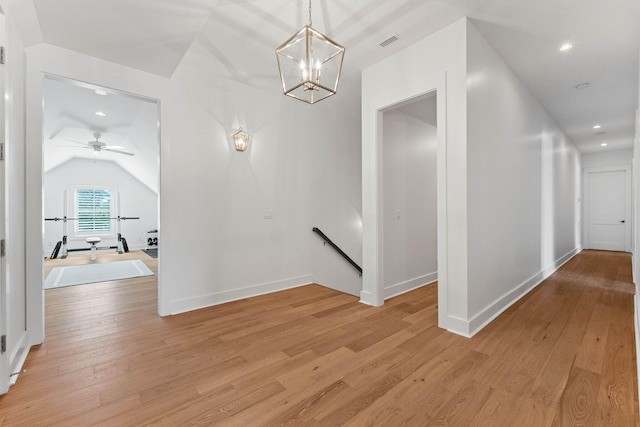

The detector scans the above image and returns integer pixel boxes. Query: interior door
[585,168,630,251]
[0,9,8,395]
[0,146,4,396]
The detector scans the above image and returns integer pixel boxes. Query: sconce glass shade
[233,128,249,152]
[276,25,345,104]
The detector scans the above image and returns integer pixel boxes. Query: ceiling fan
[66,133,135,156]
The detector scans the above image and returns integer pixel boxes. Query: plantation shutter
[76,188,112,233]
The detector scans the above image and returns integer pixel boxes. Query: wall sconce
[233,128,249,152]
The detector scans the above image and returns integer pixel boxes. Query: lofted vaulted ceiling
[42,76,160,193]
[14,0,640,156]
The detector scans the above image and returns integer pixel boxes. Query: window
[76,188,112,233]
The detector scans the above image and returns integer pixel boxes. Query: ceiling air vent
[379,35,399,47]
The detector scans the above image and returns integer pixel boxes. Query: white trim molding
[384,272,438,300]
[170,275,315,315]
[466,247,582,337]
[362,69,452,315]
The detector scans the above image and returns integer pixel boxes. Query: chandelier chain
[308,0,312,26]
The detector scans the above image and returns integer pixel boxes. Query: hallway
[0,250,636,425]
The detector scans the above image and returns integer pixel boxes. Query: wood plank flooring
[0,249,637,425]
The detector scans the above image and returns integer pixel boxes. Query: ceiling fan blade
[65,139,89,146]
[104,145,124,150]
[103,148,135,156]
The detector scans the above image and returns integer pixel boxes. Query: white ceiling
[397,95,438,128]
[18,0,640,156]
[42,76,160,193]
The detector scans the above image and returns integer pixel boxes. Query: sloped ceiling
[16,0,640,154]
[33,0,215,78]
[42,76,160,193]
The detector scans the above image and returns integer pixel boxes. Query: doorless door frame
[25,46,171,347]
[361,71,448,326]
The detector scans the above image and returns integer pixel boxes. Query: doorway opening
[381,93,438,299]
[41,75,160,323]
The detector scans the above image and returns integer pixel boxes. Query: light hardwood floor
[0,249,637,425]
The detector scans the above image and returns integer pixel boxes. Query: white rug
[45,259,154,289]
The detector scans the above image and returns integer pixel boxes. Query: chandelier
[275,0,345,104]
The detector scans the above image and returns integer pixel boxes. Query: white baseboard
[9,332,29,387]
[467,270,544,337]
[541,247,581,277]
[313,273,361,298]
[465,247,582,338]
[170,275,315,315]
[384,272,437,300]
[359,290,383,307]
[443,314,473,338]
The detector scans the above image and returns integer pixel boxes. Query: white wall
[465,21,582,333]
[164,35,362,313]
[44,158,158,254]
[582,149,633,169]
[362,18,467,334]
[383,110,437,298]
[25,41,361,338]
[363,18,582,337]
[552,140,582,261]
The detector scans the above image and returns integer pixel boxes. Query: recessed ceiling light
[94,89,108,96]
[601,143,608,147]
[95,111,106,117]
[559,43,573,52]
[593,125,601,129]
[575,82,590,90]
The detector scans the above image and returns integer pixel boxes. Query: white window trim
[72,185,117,239]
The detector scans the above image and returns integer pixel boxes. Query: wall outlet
[264,210,274,219]
[396,209,401,220]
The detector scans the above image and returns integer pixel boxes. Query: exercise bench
[86,236,102,261]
